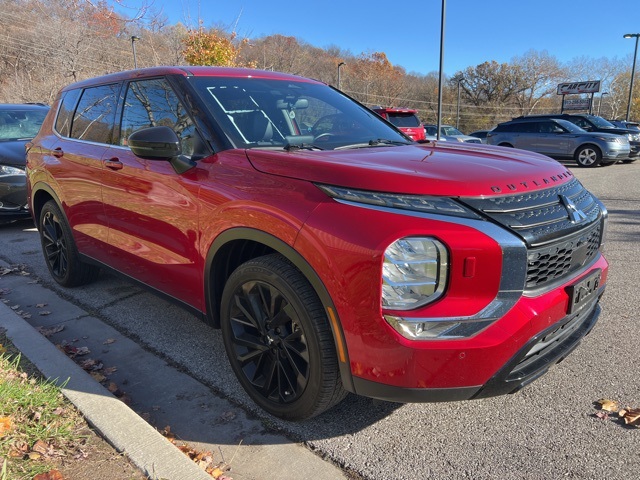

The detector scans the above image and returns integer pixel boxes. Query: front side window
[70,84,120,144]
[120,78,200,156]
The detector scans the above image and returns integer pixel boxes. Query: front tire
[220,254,346,420]
[39,200,99,287]
[575,145,602,167]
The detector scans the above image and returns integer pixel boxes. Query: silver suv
[487,118,630,167]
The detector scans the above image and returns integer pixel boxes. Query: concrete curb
[0,300,212,480]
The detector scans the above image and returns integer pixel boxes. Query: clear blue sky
[112,0,640,75]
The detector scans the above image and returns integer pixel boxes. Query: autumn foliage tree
[182,28,254,67]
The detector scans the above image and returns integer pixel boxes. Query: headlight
[0,165,26,176]
[316,185,481,219]
[596,136,625,144]
[382,237,447,310]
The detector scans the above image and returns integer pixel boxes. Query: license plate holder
[566,269,601,314]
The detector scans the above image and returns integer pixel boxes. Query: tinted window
[120,78,200,155]
[386,113,421,128]
[70,84,120,144]
[55,89,81,137]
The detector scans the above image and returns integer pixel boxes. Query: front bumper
[0,174,29,222]
[352,286,604,403]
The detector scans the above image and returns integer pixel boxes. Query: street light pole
[436,0,446,141]
[337,62,345,90]
[623,33,639,121]
[597,92,609,117]
[131,36,140,69]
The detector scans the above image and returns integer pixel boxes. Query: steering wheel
[311,114,346,140]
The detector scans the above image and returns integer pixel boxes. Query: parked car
[0,103,49,224]
[468,130,491,144]
[487,117,630,167]
[424,124,482,143]
[608,119,640,132]
[370,106,426,141]
[517,113,639,163]
[27,67,608,420]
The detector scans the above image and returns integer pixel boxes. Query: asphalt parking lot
[1,161,639,480]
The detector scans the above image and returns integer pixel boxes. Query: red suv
[371,106,426,141]
[27,67,608,420]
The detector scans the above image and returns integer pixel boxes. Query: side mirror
[128,126,196,174]
[128,126,181,160]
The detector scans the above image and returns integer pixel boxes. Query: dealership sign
[562,98,592,111]
[557,81,601,95]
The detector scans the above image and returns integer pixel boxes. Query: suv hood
[245,143,573,197]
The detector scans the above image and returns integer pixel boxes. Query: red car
[27,67,608,420]
[371,106,426,141]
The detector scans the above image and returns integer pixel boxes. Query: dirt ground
[56,425,146,480]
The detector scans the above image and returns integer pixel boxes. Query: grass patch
[0,328,86,480]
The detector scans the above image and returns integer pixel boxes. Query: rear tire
[575,145,602,167]
[220,254,346,420]
[38,200,100,287]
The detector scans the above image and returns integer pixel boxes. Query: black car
[0,103,49,223]
[514,113,639,163]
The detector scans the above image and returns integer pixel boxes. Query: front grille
[460,178,604,292]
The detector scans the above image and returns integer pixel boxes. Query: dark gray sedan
[0,103,48,223]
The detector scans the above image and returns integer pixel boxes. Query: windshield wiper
[284,143,324,151]
[368,138,410,146]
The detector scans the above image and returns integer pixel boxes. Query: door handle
[52,147,63,158]
[104,158,124,170]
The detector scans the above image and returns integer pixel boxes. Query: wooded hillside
[1,0,637,133]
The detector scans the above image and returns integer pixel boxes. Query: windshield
[556,119,586,133]
[587,115,616,128]
[441,126,464,136]
[191,77,410,150]
[0,108,48,141]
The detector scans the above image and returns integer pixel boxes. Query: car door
[48,84,120,260]
[101,77,208,309]
[530,121,568,157]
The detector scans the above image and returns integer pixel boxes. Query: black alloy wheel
[39,200,99,287]
[220,254,345,420]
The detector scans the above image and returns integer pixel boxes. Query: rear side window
[70,84,120,144]
[54,89,81,137]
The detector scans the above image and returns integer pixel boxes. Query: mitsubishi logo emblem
[559,195,587,223]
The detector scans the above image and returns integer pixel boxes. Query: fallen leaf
[39,310,52,316]
[619,407,640,426]
[597,399,620,413]
[90,372,106,383]
[102,366,117,375]
[0,417,12,437]
[103,338,116,345]
[35,303,47,308]
[11,305,20,310]
[37,325,65,337]
[32,440,50,455]
[0,344,6,355]
[28,451,42,460]
[33,470,65,480]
